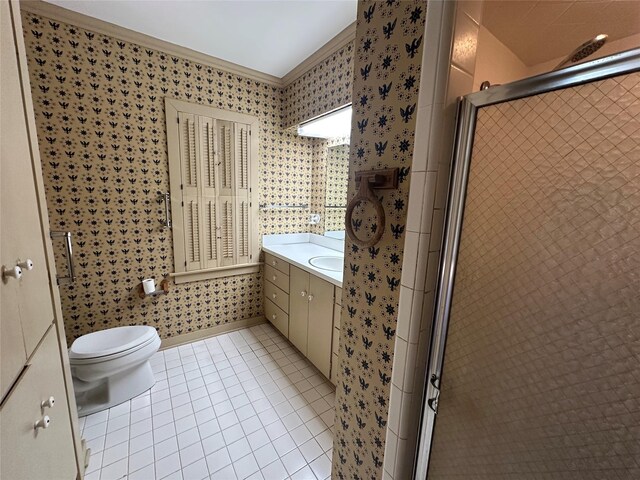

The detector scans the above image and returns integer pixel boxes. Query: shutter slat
[237,126,248,189]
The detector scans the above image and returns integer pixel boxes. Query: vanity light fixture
[297,104,352,139]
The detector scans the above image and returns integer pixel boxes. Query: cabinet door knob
[41,396,55,409]
[18,259,34,271]
[272,260,277,266]
[34,415,51,430]
[308,294,314,302]
[2,265,22,280]
[271,314,277,321]
[300,290,307,297]
[272,293,277,299]
[272,275,277,281]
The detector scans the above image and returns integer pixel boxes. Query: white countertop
[262,234,344,287]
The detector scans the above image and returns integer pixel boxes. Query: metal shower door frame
[413,47,640,479]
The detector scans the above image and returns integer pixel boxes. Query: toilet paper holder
[137,276,170,298]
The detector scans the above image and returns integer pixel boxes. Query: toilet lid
[69,326,158,359]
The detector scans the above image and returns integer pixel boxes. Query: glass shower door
[416,50,640,479]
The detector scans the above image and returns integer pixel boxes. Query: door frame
[414,47,640,478]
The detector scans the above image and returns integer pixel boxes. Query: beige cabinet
[1,2,81,478]
[0,0,54,398]
[263,253,340,381]
[1,328,77,480]
[289,266,335,377]
[263,253,290,338]
[289,266,311,354]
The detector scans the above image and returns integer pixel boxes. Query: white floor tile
[88,325,334,480]
[253,443,278,469]
[281,448,307,476]
[155,451,181,479]
[128,446,154,473]
[181,458,209,480]
[290,464,317,480]
[233,453,260,480]
[260,458,288,480]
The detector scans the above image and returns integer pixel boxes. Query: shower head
[554,34,608,70]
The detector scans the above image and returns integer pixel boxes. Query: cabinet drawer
[335,287,343,305]
[264,252,289,275]
[332,326,340,355]
[330,353,339,385]
[265,265,289,293]
[333,303,341,329]
[1,327,76,480]
[264,281,289,313]
[265,299,288,338]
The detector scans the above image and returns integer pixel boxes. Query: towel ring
[345,168,399,248]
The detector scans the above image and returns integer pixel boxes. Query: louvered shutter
[235,124,251,264]
[216,120,236,267]
[199,116,219,269]
[177,112,203,271]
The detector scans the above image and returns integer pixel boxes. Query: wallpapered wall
[325,143,349,232]
[282,41,354,129]
[21,11,353,343]
[332,1,427,479]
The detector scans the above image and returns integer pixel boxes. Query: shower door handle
[50,231,76,285]
[427,373,440,414]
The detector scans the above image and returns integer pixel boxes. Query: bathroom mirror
[323,140,349,238]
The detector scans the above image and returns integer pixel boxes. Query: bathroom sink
[308,256,343,272]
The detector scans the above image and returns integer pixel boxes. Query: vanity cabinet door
[307,276,335,378]
[289,266,310,355]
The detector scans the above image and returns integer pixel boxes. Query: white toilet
[69,325,161,417]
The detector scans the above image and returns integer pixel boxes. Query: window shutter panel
[178,112,203,271]
[235,124,251,263]
[199,116,219,269]
[217,120,235,197]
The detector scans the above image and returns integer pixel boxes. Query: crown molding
[20,1,355,89]
[281,21,356,86]
[20,0,283,86]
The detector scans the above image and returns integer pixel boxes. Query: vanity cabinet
[289,266,334,378]
[263,253,339,381]
[264,253,290,338]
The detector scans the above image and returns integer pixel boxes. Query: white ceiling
[44,0,357,78]
[482,0,640,66]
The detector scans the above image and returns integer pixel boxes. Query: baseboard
[160,316,266,350]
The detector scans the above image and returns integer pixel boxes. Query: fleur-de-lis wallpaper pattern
[21,11,353,343]
[283,42,354,129]
[332,1,426,479]
[324,143,350,232]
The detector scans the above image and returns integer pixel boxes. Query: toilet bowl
[69,326,161,417]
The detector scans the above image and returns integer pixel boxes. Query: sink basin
[308,256,343,272]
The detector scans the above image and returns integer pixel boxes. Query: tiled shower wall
[21,10,353,343]
[384,1,482,477]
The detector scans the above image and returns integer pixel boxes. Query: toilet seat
[69,326,158,362]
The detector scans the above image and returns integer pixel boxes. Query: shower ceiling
[482,0,640,66]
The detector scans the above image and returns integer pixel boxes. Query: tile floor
[79,323,335,480]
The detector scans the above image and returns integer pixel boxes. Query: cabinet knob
[271,313,277,321]
[2,265,22,280]
[18,259,34,271]
[41,396,55,409]
[300,290,307,297]
[34,415,51,430]
[272,275,277,281]
[308,294,314,302]
[272,260,277,266]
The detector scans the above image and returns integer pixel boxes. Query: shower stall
[415,47,640,478]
